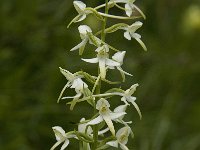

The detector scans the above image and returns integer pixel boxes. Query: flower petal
[125,3,132,17]
[57,82,71,103]
[128,98,142,119]
[110,112,126,120]
[75,14,87,22]
[134,36,147,51]
[70,38,87,51]
[120,143,129,150]
[99,58,107,79]
[87,115,103,125]
[112,51,126,64]
[50,141,62,150]
[124,31,131,40]
[106,58,120,67]
[117,67,133,76]
[52,126,66,141]
[107,140,118,148]
[98,127,110,135]
[73,1,86,14]
[82,58,99,63]
[78,25,92,35]
[61,139,70,150]
[59,67,74,81]
[102,114,115,135]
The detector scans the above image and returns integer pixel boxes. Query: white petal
[131,33,141,39]
[102,114,115,135]
[112,51,126,64]
[128,84,139,95]
[96,98,110,110]
[57,82,71,103]
[70,38,87,51]
[117,67,133,76]
[106,58,120,67]
[125,3,132,17]
[50,141,62,150]
[106,140,118,148]
[73,1,86,14]
[120,144,129,150]
[128,98,142,119]
[61,139,70,150]
[124,31,132,40]
[59,67,74,81]
[82,58,99,63]
[87,115,103,125]
[129,21,143,32]
[98,127,110,135]
[134,36,147,51]
[110,112,126,120]
[52,126,66,141]
[99,58,107,79]
[75,14,87,22]
[114,104,128,113]
[121,97,129,105]
[78,25,92,35]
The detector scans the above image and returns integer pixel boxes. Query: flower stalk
[51,0,147,149]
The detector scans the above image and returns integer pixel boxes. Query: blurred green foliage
[0,0,200,149]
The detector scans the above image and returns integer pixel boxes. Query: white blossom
[109,51,133,78]
[106,126,131,150]
[50,126,75,150]
[122,21,147,51]
[82,45,120,79]
[58,67,88,102]
[86,98,126,136]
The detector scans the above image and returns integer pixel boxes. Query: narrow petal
[70,38,87,51]
[87,115,103,125]
[61,139,70,150]
[132,4,146,19]
[106,140,118,148]
[128,98,142,119]
[110,112,126,120]
[120,144,129,150]
[134,37,147,51]
[57,82,70,103]
[99,58,106,79]
[124,31,131,40]
[102,114,115,135]
[82,58,99,63]
[106,58,120,67]
[75,14,87,22]
[50,141,62,150]
[117,67,133,76]
[125,3,132,17]
[98,127,110,135]
[59,67,74,81]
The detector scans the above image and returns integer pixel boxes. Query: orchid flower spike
[82,45,120,79]
[57,67,88,102]
[106,126,131,150]
[86,98,126,136]
[122,21,147,51]
[109,51,132,81]
[50,126,75,150]
[70,25,101,55]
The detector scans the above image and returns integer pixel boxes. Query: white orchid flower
[122,21,147,51]
[106,126,131,150]
[119,84,142,119]
[109,51,133,80]
[58,67,88,102]
[50,126,75,150]
[82,45,120,79]
[110,0,146,19]
[86,98,126,136]
[70,25,101,54]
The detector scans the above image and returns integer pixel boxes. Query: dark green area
[0,0,200,149]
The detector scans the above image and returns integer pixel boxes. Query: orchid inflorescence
[51,0,146,149]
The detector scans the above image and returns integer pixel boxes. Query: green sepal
[105,23,128,33]
[84,88,95,108]
[74,130,93,143]
[79,42,86,55]
[76,71,96,84]
[85,7,104,21]
[87,32,100,47]
[101,78,120,85]
[105,88,124,93]
[97,136,116,150]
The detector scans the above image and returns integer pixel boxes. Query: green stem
[92,1,109,150]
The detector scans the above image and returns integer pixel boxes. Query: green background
[0,0,200,149]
